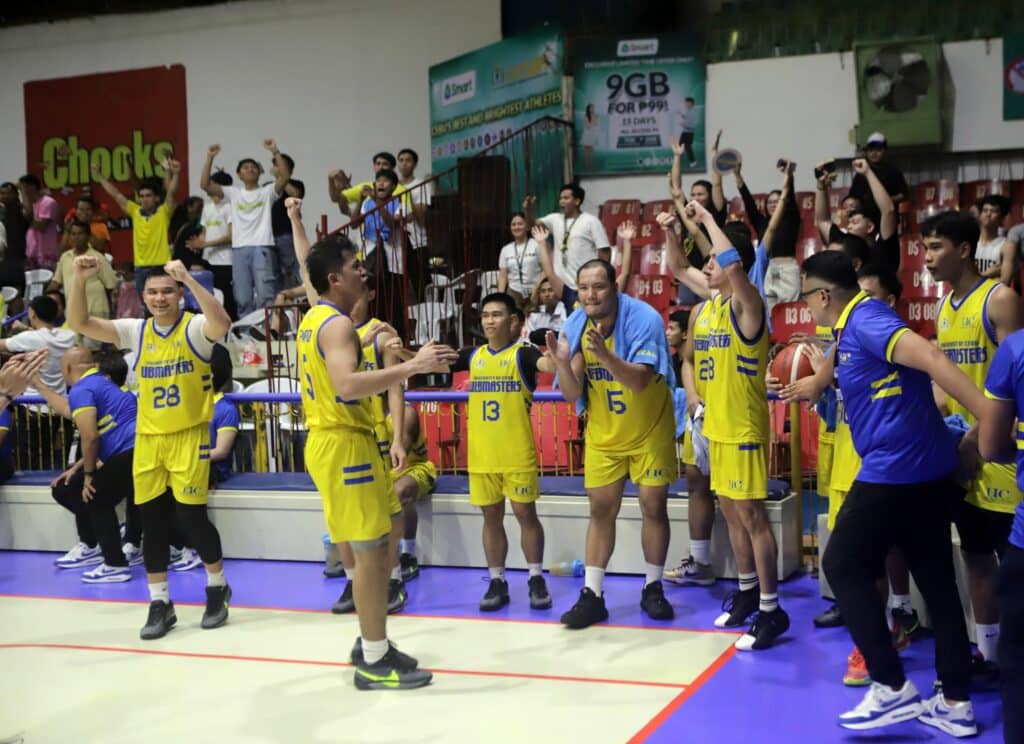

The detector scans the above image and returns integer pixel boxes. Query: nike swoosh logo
[358,669,401,687]
[876,697,914,711]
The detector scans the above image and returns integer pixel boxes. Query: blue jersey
[835,291,956,484]
[210,393,241,481]
[982,330,1024,549]
[68,369,137,461]
[0,407,12,463]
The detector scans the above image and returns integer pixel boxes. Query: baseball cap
[866,132,887,147]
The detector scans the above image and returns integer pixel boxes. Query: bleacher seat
[897,297,941,339]
[897,267,945,299]
[770,301,816,343]
[637,244,670,277]
[641,199,674,222]
[627,274,673,313]
[598,199,642,238]
[899,234,926,272]
[914,180,959,229]
[632,220,660,247]
[959,178,1011,210]
[796,191,817,239]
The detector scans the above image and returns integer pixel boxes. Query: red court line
[626,643,738,743]
[0,642,688,690]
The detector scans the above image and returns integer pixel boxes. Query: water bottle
[549,559,584,577]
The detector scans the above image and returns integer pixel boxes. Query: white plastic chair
[408,301,460,347]
[231,380,245,393]
[230,308,269,339]
[424,273,451,303]
[24,269,53,301]
[478,269,500,299]
[1,286,18,323]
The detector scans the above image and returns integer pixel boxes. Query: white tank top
[975,237,1006,276]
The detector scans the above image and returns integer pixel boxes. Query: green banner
[429,29,566,174]
[1004,34,1024,120]
[573,35,706,176]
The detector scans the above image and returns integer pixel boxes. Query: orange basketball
[769,342,816,384]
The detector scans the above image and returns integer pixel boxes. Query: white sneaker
[82,563,132,583]
[122,543,144,567]
[169,546,184,564]
[918,693,977,738]
[664,556,715,586]
[169,547,202,572]
[838,680,924,730]
[55,542,103,569]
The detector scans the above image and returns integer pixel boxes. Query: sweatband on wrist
[717,247,741,269]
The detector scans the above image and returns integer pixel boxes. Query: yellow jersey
[582,319,675,453]
[936,279,1001,424]
[124,201,171,267]
[355,317,391,456]
[702,294,769,444]
[467,342,537,473]
[135,312,213,435]
[815,325,836,443]
[383,408,430,469]
[829,388,861,494]
[691,300,713,400]
[297,301,374,433]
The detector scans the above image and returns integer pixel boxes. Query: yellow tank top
[936,279,1000,425]
[815,325,836,444]
[829,388,861,494]
[297,301,374,433]
[702,294,769,443]
[582,319,675,453]
[355,317,391,455]
[691,300,713,400]
[467,342,537,473]
[135,312,213,435]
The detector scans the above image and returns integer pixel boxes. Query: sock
[759,592,779,613]
[390,566,401,581]
[584,566,605,595]
[488,566,506,581]
[527,563,543,577]
[890,594,913,613]
[976,623,1000,661]
[690,539,711,565]
[206,569,227,588]
[362,637,389,666]
[738,572,758,593]
[149,581,169,603]
[400,539,416,556]
[645,562,663,587]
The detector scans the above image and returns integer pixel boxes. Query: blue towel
[815,386,838,433]
[672,387,688,439]
[944,413,971,443]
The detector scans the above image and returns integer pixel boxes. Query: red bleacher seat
[897,267,945,298]
[796,236,822,265]
[416,400,465,471]
[897,297,941,339]
[959,179,1011,210]
[796,191,817,239]
[637,244,670,276]
[915,179,959,210]
[641,199,674,222]
[627,273,673,313]
[599,199,642,238]
[899,234,926,271]
[532,401,583,473]
[632,219,660,246]
[770,301,816,344]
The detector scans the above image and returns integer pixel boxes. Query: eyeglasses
[798,285,831,299]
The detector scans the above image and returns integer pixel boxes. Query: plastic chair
[230,308,269,339]
[1,286,18,322]
[408,302,459,347]
[24,269,53,300]
[899,234,926,272]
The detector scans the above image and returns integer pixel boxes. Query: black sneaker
[713,587,759,628]
[560,587,609,629]
[640,580,675,621]
[891,607,920,637]
[201,584,232,629]
[813,603,843,628]
[323,563,346,579]
[528,575,552,610]
[400,553,420,581]
[735,607,790,651]
[387,579,407,614]
[479,578,509,611]
[354,646,433,691]
[332,582,356,614]
[350,638,419,671]
[140,600,177,640]
[934,650,1000,692]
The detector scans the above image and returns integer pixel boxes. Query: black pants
[51,449,135,566]
[822,477,971,700]
[678,130,696,164]
[210,265,237,320]
[139,489,222,574]
[999,543,1024,744]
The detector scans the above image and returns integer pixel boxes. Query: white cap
[866,131,887,146]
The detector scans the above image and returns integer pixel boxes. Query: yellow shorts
[709,440,767,500]
[965,461,1020,514]
[584,440,676,489]
[394,460,437,501]
[307,428,392,543]
[681,427,695,467]
[817,436,834,499]
[828,487,848,532]
[469,471,540,507]
[134,424,211,506]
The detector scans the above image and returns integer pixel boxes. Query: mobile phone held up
[813,160,837,180]
[777,158,796,172]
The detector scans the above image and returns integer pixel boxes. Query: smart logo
[441,71,476,107]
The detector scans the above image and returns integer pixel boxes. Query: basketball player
[388,402,437,580]
[67,256,233,640]
[545,259,676,628]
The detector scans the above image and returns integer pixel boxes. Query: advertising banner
[1004,33,1024,120]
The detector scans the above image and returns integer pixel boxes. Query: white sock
[206,569,227,587]
[149,581,169,603]
[738,572,758,592]
[584,566,605,595]
[400,539,416,555]
[488,566,506,581]
[645,562,663,587]
[890,594,913,612]
[527,563,543,577]
[361,637,389,666]
[690,539,711,565]
[976,623,1000,661]
[390,565,401,581]
[759,592,779,613]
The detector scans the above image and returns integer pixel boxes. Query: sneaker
[560,587,609,629]
[169,547,202,572]
[82,563,132,584]
[640,580,675,620]
[734,607,789,651]
[140,600,177,640]
[932,649,999,693]
[201,584,231,629]
[838,680,924,731]
[122,543,144,567]
[528,575,552,610]
[323,563,346,579]
[55,542,103,569]
[387,579,407,614]
[169,546,184,564]
[664,556,715,586]
[399,553,420,582]
[891,607,920,636]
[479,578,509,611]
[332,582,356,614]
[713,587,759,628]
[918,693,977,738]
[843,647,871,686]
[813,603,844,628]
[892,621,912,653]
[353,646,433,691]
[350,638,419,671]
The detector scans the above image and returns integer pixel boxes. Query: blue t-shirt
[0,407,12,463]
[981,330,1024,549]
[68,369,137,462]
[210,394,240,481]
[750,241,770,334]
[835,291,956,484]
[361,197,400,245]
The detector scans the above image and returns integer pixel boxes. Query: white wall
[0,0,501,228]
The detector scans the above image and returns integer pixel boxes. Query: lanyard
[511,239,529,285]
[561,215,578,267]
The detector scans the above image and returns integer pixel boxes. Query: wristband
[717,247,741,269]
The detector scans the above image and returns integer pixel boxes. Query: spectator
[49,221,117,331]
[328,151,406,218]
[91,158,180,300]
[0,295,76,394]
[677,97,698,166]
[760,160,802,311]
[188,171,235,319]
[361,170,406,331]
[209,344,240,486]
[0,350,49,481]
[847,132,908,207]
[170,197,205,269]
[0,182,29,302]
[497,211,543,304]
[524,276,567,346]
[816,158,897,270]
[113,262,143,320]
[18,174,60,270]
[665,308,690,386]
[200,139,298,317]
[396,148,431,294]
[60,195,109,254]
[733,161,779,241]
[270,153,305,292]
[975,195,1015,285]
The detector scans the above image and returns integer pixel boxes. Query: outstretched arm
[709,130,726,214]
[67,256,121,345]
[200,144,224,199]
[814,165,837,242]
[90,164,129,212]
[162,158,181,213]
[853,157,895,240]
[286,198,319,305]
[164,260,231,341]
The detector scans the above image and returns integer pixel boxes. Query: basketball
[769,342,816,383]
